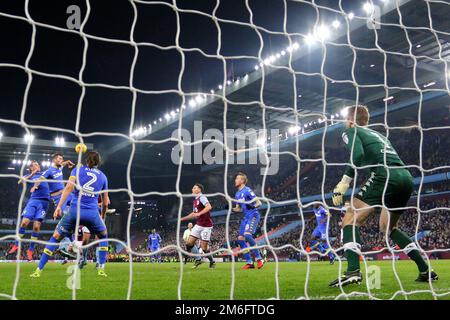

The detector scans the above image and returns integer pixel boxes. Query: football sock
[390,229,428,272]
[97,234,108,268]
[29,232,39,251]
[322,241,335,259]
[317,242,325,253]
[238,239,253,264]
[244,234,262,261]
[186,243,201,261]
[343,225,362,272]
[15,227,26,246]
[38,236,59,270]
[310,239,319,250]
[203,249,214,263]
[95,246,100,263]
[82,246,88,261]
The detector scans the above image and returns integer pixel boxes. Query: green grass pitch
[0,260,449,300]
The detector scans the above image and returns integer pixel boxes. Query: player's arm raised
[30,176,45,192]
[61,160,75,168]
[332,130,365,206]
[17,169,37,185]
[54,176,76,219]
[30,169,50,192]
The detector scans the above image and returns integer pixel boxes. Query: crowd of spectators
[128,196,449,262]
[0,123,448,262]
[263,127,450,203]
[1,196,448,262]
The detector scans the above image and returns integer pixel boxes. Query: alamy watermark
[170,121,280,175]
[66,5,81,30]
[65,3,382,31]
[66,265,81,290]
[367,265,381,290]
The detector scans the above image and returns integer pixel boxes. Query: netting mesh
[0,0,449,300]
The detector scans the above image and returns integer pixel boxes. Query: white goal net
[0,0,449,300]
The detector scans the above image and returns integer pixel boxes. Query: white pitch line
[308,287,450,300]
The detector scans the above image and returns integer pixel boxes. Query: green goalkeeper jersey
[342,126,405,178]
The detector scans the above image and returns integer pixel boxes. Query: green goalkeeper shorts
[355,167,414,214]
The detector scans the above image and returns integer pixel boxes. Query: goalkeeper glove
[332,175,352,206]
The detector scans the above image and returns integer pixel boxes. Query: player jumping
[329,105,438,287]
[30,151,110,278]
[310,203,335,264]
[148,229,162,263]
[31,153,75,212]
[29,153,75,260]
[232,172,264,270]
[180,183,216,269]
[8,161,50,261]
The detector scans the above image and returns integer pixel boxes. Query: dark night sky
[0,0,347,196]
[0,0,357,140]
[3,1,446,184]
[0,0,340,217]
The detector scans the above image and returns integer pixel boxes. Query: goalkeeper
[329,105,438,287]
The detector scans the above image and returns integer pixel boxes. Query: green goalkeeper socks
[390,229,429,273]
[342,226,429,273]
[343,225,362,272]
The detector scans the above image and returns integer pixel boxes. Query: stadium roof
[101,0,450,177]
[0,136,94,174]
